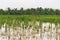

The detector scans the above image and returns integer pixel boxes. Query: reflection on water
[0,22,60,40]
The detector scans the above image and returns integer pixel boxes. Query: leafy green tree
[49,8,55,15]
[0,7,60,15]
[44,8,49,15]
[0,9,4,15]
[7,7,11,15]
[55,9,60,15]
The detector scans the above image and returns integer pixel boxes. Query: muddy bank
[0,22,60,40]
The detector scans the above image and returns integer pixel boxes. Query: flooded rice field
[0,22,60,40]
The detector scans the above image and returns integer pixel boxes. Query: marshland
[0,7,60,40]
[0,15,60,40]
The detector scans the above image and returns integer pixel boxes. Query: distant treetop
[0,7,60,15]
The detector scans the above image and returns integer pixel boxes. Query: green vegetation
[0,7,60,15]
[0,15,60,24]
[0,7,60,24]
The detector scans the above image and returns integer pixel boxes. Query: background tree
[0,7,60,15]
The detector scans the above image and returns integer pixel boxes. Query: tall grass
[0,15,60,27]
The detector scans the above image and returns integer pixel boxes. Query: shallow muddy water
[0,22,60,40]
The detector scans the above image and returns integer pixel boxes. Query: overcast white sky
[0,0,60,9]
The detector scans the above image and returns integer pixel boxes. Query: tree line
[0,7,60,15]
